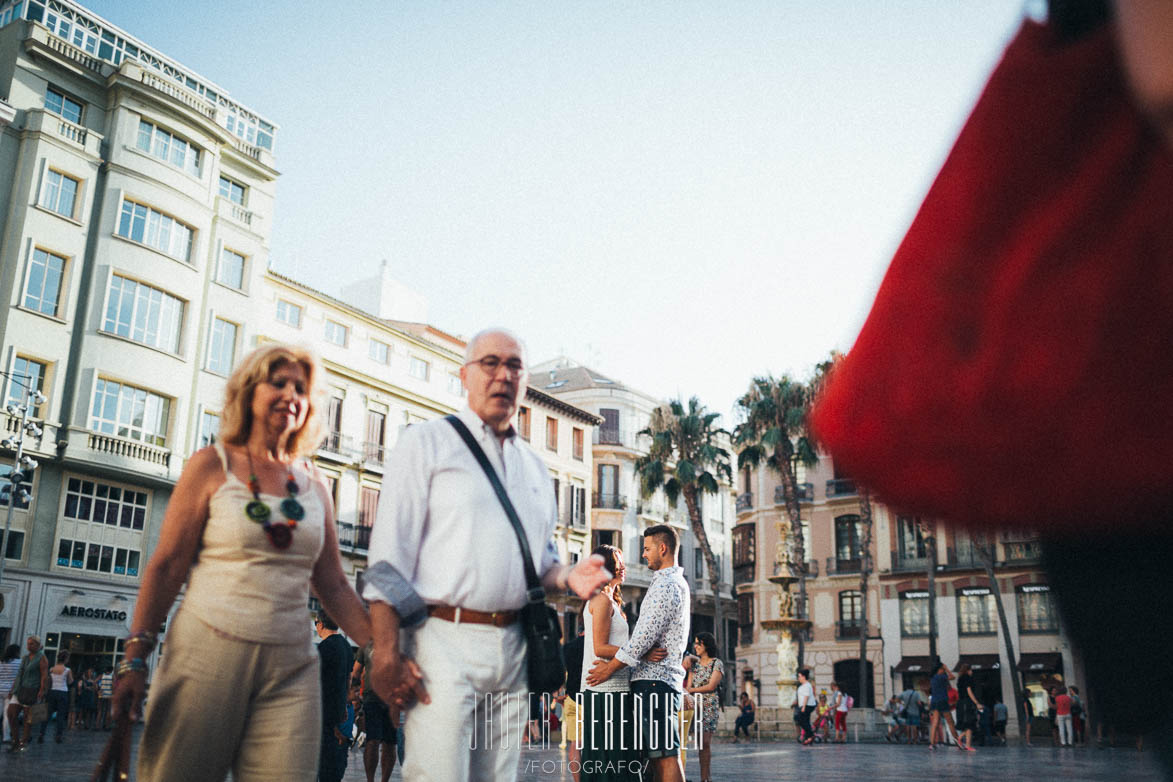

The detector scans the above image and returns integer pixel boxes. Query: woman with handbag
[5,634,48,753]
[110,343,371,781]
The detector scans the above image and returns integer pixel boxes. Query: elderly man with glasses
[362,328,611,782]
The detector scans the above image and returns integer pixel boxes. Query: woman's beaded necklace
[244,448,306,549]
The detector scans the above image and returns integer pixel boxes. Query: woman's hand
[110,671,146,722]
[642,645,668,663]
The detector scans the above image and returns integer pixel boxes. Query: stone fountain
[759,521,812,708]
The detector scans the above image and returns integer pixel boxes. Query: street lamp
[0,377,47,599]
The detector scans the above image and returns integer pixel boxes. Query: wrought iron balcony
[319,431,356,459]
[893,554,932,573]
[774,482,814,505]
[836,619,865,640]
[944,547,983,570]
[735,492,753,513]
[593,492,627,510]
[826,557,862,576]
[1002,540,1042,564]
[336,521,371,553]
[825,478,857,497]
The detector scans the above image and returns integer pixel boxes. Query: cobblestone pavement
[1,729,1165,781]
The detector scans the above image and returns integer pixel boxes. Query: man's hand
[586,657,619,687]
[642,645,668,663]
[369,645,430,713]
[567,554,611,600]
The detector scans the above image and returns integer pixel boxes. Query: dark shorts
[362,699,397,744]
[905,712,921,727]
[632,680,681,759]
[930,698,950,713]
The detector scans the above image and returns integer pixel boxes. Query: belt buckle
[489,611,499,625]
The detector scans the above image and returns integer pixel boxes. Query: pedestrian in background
[679,652,698,770]
[955,663,982,751]
[733,692,755,742]
[317,611,353,782]
[899,685,923,744]
[1,643,21,746]
[796,669,816,746]
[5,635,48,753]
[1070,686,1085,744]
[78,668,97,730]
[928,661,964,751]
[352,643,396,782]
[1055,686,1074,747]
[1022,692,1035,747]
[685,632,724,782]
[38,649,73,743]
[830,681,850,743]
[560,622,586,782]
[993,699,1009,745]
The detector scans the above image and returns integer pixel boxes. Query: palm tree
[975,532,1028,737]
[857,488,874,708]
[733,374,819,667]
[634,397,733,662]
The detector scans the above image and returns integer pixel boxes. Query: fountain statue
[759,520,812,708]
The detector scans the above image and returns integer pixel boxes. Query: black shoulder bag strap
[445,414,544,600]
[445,414,565,692]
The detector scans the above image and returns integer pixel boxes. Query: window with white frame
[368,339,389,364]
[958,587,998,635]
[44,86,83,124]
[217,247,245,289]
[276,300,301,327]
[207,318,238,374]
[6,356,48,417]
[199,410,220,448]
[218,175,246,205]
[409,356,429,380]
[136,119,201,176]
[116,199,194,262]
[39,168,80,218]
[102,274,183,353]
[55,476,150,579]
[448,374,463,396]
[900,590,931,636]
[1017,584,1059,633]
[23,248,67,317]
[324,320,348,346]
[89,379,170,446]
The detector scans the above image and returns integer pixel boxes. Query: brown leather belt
[427,604,519,627]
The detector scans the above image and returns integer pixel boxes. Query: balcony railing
[944,547,983,570]
[362,441,386,465]
[836,620,865,640]
[319,431,356,458]
[1002,540,1042,564]
[826,557,862,576]
[735,492,753,513]
[593,428,644,448]
[733,562,755,587]
[826,478,857,497]
[774,483,814,505]
[593,492,627,510]
[336,521,371,553]
[87,431,171,468]
[893,554,932,573]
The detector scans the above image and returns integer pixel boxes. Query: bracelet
[124,631,158,653]
[115,658,148,679]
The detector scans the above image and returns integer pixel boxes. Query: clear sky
[89,0,1028,421]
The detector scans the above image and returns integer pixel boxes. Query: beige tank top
[181,442,325,644]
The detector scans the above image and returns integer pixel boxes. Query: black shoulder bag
[446,415,566,694]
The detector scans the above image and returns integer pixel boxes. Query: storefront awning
[893,656,935,675]
[955,654,1001,672]
[1016,653,1063,673]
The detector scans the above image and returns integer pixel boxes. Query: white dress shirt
[362,406,561,621]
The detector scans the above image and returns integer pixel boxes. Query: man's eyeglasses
[466,355,526,376]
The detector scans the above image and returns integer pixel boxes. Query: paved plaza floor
[0,728,1166,781]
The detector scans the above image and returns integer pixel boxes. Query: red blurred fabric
[811,20,1173,532]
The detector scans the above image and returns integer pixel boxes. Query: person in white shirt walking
[39,649,73,743]
[796,669,817,746]
[587,525,690,782]
[362,328,610,782]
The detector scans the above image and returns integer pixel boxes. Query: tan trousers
[137,609,321,782]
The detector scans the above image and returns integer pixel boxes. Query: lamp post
[0,378,47,599]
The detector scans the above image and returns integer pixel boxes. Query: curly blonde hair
[218,343,325,458]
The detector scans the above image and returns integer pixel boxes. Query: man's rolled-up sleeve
[362,425,429,627]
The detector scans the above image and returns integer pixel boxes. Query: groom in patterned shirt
[587,524,690,782]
